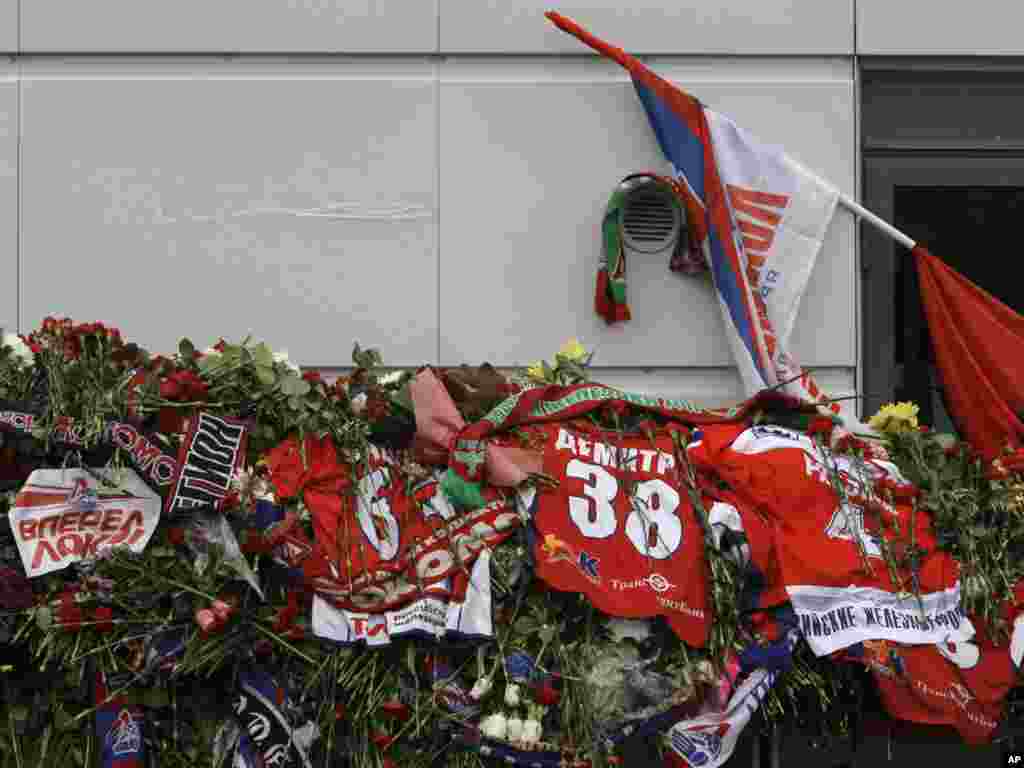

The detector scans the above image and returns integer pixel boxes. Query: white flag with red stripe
[706,111,841,407]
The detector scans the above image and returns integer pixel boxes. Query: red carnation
[302,370,322,385]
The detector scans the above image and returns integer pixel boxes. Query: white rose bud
[351,392,368,415]
[522,719,543,744]
[504,682,520,708]
[469,676,493,702]
[506,715,524,742]
[480,713,507,740]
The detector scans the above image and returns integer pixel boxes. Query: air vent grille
[622,182,682,254]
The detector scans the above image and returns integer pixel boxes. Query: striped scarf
[596,173,707,324]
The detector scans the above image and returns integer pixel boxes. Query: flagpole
[837,191,917,250]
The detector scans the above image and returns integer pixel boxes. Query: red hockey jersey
[304,446,519,613]
[688,423,965,656]
[525,422,711,646]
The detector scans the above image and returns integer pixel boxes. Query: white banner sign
[9,468,161,577]
[788,583,973,656]
[313,551,492,646]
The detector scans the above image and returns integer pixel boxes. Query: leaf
[390,384,414,414]
[352,342,383,370]
[178,338,195,361]
[255,366,276,387]
[253,342,274,368]
[280,375,311,397]
[288,395,304,411]
[514,616,538,636]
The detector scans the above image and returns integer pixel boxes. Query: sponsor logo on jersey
[611,573,678,593]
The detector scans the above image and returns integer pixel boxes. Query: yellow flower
[556,337,587,364]
[868,401,920,434]
[526,361,546,382]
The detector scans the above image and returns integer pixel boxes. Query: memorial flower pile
[1,321,1024,767]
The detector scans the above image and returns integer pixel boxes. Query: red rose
[195,608,219,633]
[302,370,322,385]
[93,606,114,633]
[160,370,208,402]
[371,732,394,750]
[334,703,347,720]
[211,599,234,623]
[166,526,186,546]
[56,597,84,631]
[535,681,561,706]
[380,700,411,720]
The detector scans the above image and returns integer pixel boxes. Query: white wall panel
[20,60,438,366]
[21,1,438,53]
[439,59,855,370]
[859,0,1024,55]
[0,69,15,334]
[440,0,853,54]
[0,1,15,52]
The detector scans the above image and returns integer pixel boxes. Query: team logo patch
[106,708,142,756]
[669,723,729,767]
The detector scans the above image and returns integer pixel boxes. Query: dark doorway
[862,154,1024,429]
[890,186,1024,431]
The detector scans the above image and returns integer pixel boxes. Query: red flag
[914,245,1024,458]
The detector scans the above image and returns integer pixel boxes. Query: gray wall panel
[19,60,438,366]
[439,59,855,369]
[859,0,1024,55]
[0,72,14,334]
[0,1,15,53]
[21,1,438,53]
[440,0,853,54]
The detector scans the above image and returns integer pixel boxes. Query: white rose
[377,370,405,387]
[504,683,520,708]
[351,393,367,415]
[2,333,34,368]
[272,349,301,373]
[480,713,507,740]
[469,677,493,701]
[505,716,523,742]
[521,719,542,744]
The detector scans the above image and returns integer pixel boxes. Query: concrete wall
[4,1,1012,413]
